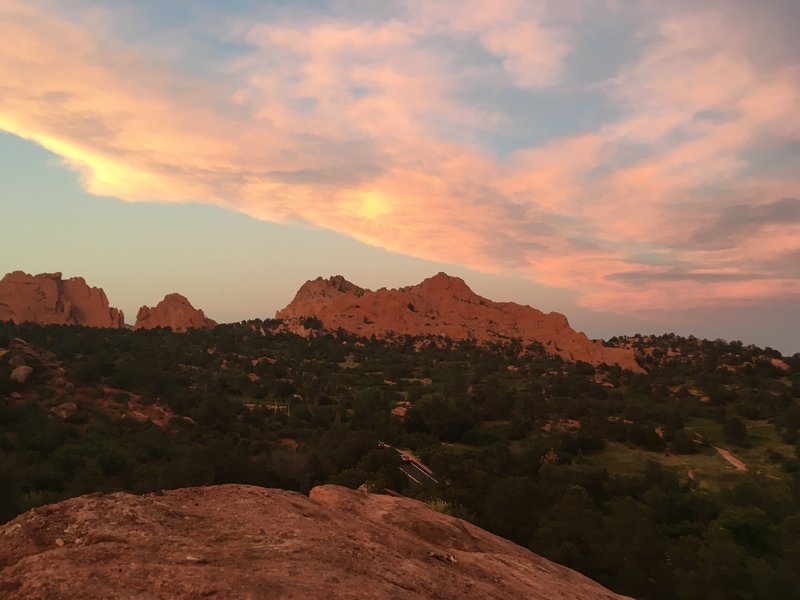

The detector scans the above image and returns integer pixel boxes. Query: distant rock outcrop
[277,272,642,371]
[134,293,216,332]
[0,484,628,599]
[0,271,124,328]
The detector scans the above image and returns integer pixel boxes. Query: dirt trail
[714,446,748,471]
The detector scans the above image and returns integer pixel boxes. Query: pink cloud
[0,1,798,317]
[481,20,568,88]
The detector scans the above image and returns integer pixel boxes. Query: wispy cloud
[1,0,797,315]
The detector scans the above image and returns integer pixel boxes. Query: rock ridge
[277,273,642,371]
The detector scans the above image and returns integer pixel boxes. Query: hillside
[0,484,626,599]
[1,321,798,599]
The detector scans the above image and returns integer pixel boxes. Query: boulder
[50,402,78,420]
[0,484,628,599]
[9,365,33,384]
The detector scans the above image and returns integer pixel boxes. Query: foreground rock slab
[0,484,627,600]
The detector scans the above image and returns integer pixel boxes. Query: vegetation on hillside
[1,321,799,599]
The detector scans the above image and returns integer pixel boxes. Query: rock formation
[9,366,33,384]
[0,484,627,599]
[277,273,642,371]
[134,293,216,332]
[0,271,124,328]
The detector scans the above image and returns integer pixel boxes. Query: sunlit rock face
[277,272,642,371]
[134,293,216,332]
[0,484,629,599]
[0,271,124,328]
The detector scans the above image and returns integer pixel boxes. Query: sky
[0,0,798,354]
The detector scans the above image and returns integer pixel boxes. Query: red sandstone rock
[134,293,216,332]
[277,273,642,371]
[0,484,628,599]
[9,366,33,384]
[0,271,124,328]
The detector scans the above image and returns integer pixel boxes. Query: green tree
[723,417,749,447]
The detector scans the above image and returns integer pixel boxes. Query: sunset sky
[1,0,798,353]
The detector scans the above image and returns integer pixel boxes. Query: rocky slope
[0,271,123,328]
[1,336,178,428]
[277,273,641,371]
[134,293,216,332]
[0,484,627,600]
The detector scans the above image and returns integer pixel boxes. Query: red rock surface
[277,273,642,371]
[0,484,628,599]
[0,271,124,328]
[134,293,216,332]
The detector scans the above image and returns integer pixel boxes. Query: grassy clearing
[586,418,794,491]
[588,441,744,490]
[588,441,661,475]
[684,417,723,440]
[686,417,792,479]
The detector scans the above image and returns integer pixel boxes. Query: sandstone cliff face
[277,273,642,371]
[0,271,124,328]
[0,484,627,600]
[134,293,216,332]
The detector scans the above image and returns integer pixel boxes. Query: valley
[2,314,798,599]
